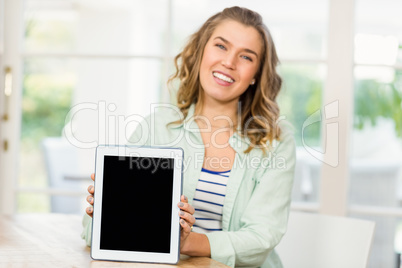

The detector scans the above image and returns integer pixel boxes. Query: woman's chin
[204,92,238,105]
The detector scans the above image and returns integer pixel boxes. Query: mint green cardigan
[81,104,295,268]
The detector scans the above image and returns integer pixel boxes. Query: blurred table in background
[0,214,229,267]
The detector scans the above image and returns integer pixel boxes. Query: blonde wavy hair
[168,6,282,153]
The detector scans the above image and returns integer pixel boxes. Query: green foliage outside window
[278,66,402,149]
[21,72,73,148]
[354,70,402,137]
[278,65,323,147]
[22,17,74,148]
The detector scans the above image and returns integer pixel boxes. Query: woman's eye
[242,55,252,62]
[216,44,226,50]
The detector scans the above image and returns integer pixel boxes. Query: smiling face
[199,19,262,105]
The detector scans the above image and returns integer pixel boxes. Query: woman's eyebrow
[213,36,259,58]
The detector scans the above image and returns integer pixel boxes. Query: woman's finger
[86,207,93,217]
[180,219,192,234]
[179,210,196,226]
[86,195,94,205]
[178,200,195,215]
[88,185,94,195]
[180,195,188,203]
[86,174,95,218]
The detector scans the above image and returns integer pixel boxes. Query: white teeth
[213,72,234,83]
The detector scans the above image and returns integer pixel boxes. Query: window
[350,0,402,267]
[18,0,166,213]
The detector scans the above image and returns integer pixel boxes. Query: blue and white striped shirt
[192,168,230,233]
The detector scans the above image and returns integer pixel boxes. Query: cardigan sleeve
[81,213,92,247]
[205,131,296,267]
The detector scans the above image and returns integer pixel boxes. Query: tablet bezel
[91,145,183,264]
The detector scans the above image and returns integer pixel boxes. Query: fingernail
[181,219,185,225]
[88,207,93,213]
[180,211,184,216]
[179,202,184,207]
[89,186,93,191]
[89,197,93,203]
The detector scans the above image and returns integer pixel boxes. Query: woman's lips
[212,71,235,86]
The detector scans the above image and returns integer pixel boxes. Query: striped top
[192,168,230,233]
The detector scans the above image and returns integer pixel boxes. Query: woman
[82,6,295,268]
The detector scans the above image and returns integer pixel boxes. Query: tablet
[91,145,183,264]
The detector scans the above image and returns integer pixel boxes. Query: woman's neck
[196,99,240,128]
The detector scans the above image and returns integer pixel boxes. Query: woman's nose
[221,54,236,70]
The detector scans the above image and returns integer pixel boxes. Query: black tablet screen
[99,155,174,253]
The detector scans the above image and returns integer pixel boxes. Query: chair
[275,211,375,268]
[42,137,92,214]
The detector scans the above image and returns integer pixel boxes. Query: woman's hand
[178,195,196,250]
[85,173,95,217]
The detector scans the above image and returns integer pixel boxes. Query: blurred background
[0,0,401,267]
